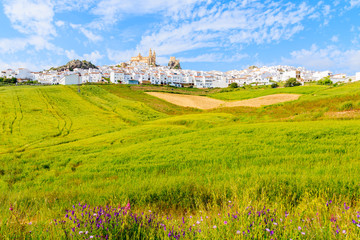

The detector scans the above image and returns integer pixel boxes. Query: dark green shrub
[271,82,279,88]
[338,101,353,111]
[229,82,238,88]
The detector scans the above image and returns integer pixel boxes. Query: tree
[284,78,301,87]
[229,82,238,88]
[317,77,333,85]
[271,82,279,88]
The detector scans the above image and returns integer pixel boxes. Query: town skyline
[2,50,359,88]
[1,1,360,74]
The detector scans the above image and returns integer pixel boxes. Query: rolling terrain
[1,83,360,239]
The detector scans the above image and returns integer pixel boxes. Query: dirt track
[146,92,301,109]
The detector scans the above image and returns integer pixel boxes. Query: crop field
[209,85,329,100]
[1,83,360,239]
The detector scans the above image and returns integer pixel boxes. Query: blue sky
[0,0,360,74]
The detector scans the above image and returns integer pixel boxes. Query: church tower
[148,49,153,65]
[152,50,156,66]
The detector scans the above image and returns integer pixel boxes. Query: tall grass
[1,83,360,239]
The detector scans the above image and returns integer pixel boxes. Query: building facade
[131,49,156,66]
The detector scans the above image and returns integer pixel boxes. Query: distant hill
[50,59,98,72]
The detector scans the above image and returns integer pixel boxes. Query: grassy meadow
[1,83,360,239]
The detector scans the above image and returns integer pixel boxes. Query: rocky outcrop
[51,60,98,72]
[168,57,181,69]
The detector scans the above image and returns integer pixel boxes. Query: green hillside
[1,83,360,239]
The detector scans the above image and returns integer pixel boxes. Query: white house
[16,68,33,80]
[212,79,228,88]
[89,72,102,82]
[81,73,90,83]
[59,74,80,85]
[4,69,16,79]
[331,74,347,83]
[110,71,124,83]
[356,72,360,82]
[312,71,332,81]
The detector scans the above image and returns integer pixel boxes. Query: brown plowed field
[146,92,301,109]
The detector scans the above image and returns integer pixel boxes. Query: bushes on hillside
[0,77,17,84]
[271,82,279,88]
[338,101,354,111]
[317,77,333,85]
[284,78,301,87]
[229,82,238,88]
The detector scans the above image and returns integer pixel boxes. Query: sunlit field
[1,83,360,239]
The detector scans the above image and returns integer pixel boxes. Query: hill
[50,59,98,71]
[1,83,360,238]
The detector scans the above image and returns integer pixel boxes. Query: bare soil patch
[324,110,360,119]
[146,92,301,109]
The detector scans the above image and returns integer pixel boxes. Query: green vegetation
[284,78,301,87]
[1,82,360,238]
[209,85,327,100]
[229,82,238,88]
[317,76,333,85]
[271,82,278,88]
[0,77,17,84]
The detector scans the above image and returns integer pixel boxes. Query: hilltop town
[1,49,360,87]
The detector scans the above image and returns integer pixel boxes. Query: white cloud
[65,50,103,63]
[0,58,53,71]
[70,24,103,42]
[282,44,360,74]
[55,20,65,27]
[0,35,62,54]
[331,36,339,42]
[1,0,61,53]
[83,51,103,63]
[0,38,29,54]
[91,0,206,28]
[132,1,315,57]
[180,53,248,63]
[107,49,138,63]
[65,50,80,60]
[54,0,96,12]
[349,0,360,8]
[3,0,55,37]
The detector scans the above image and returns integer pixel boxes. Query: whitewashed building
[110,71,124,83]
[16,68,33,80]
[89,72,102,82]
[59,74,80,85]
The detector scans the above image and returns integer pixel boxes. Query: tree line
[0,77,17,84]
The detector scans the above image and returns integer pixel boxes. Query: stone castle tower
[168,56,181,69]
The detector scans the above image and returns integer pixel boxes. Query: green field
[209,85,329,100]
[1,83,360,239]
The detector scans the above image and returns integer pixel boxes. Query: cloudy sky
[1,0,360,74]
